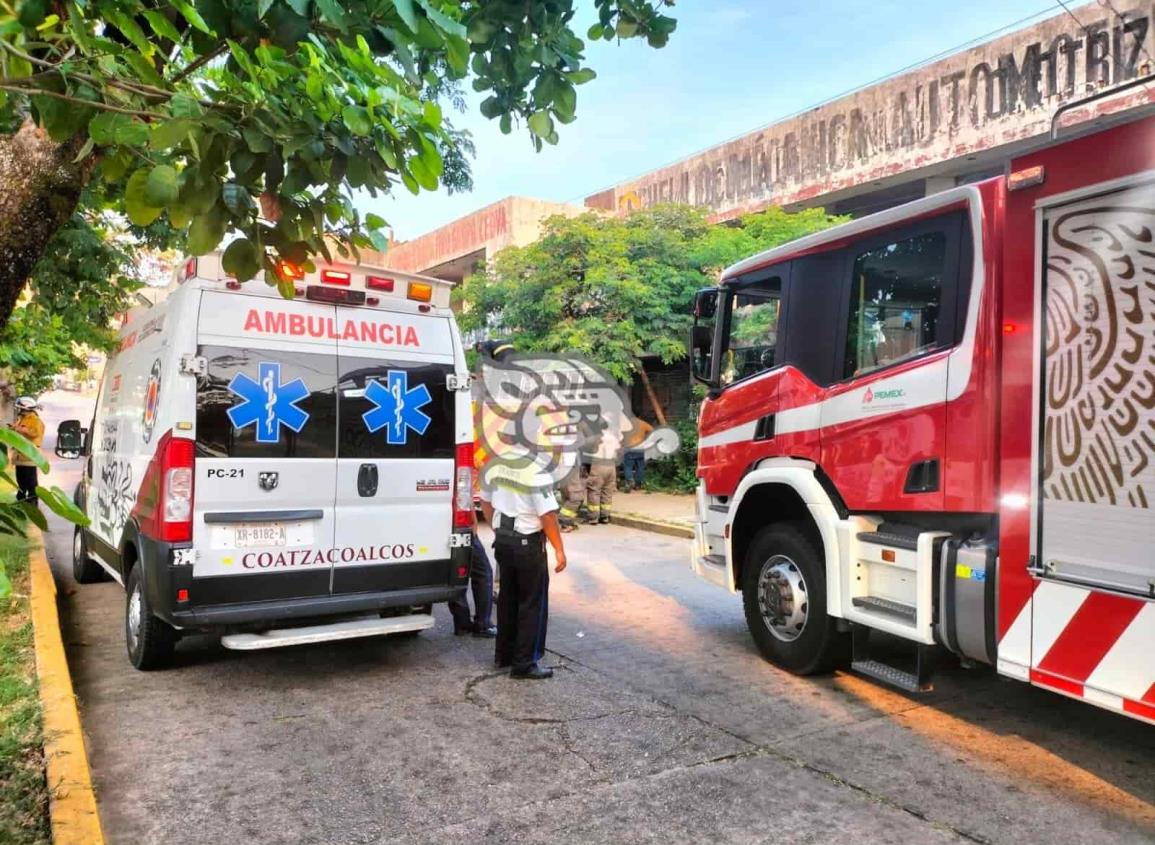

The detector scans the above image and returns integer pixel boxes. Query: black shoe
[495,658,512,669]
[473,625,497,639]
[510,664,554,680]
[453,625,473,636]
[598,516,610,524]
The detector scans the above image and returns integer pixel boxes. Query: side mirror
[54,419,85,459]
[690,288,720,387]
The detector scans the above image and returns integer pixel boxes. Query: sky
[362,0,1069,240]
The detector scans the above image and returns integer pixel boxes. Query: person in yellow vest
[11,396,45,504]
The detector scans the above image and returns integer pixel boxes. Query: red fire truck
[689,104,1155,724]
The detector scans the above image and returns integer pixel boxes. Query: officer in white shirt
[480,481,568,680]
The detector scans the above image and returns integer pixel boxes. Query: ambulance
[69,253,475,669]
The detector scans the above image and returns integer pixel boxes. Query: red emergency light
[278,261,305,281]
[366,276,395,292]
[321,269,351,286]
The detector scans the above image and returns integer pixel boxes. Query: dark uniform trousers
[448,533,494,631]
[493,515,549,671]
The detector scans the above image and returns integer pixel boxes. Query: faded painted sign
[589,3,1155,218]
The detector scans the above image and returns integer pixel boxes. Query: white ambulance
[68,253,475,669]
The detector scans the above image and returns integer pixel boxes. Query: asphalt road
[34,392,1155,845]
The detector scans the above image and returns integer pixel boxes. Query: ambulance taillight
[159,435,195,542]
[321,269,351,286]
[453,443,474,529]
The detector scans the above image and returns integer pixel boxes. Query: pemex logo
[864,385,905,404]
[864,386,874,404]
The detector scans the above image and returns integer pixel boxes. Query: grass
[0,529,51,845]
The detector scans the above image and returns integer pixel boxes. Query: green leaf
[150,118,192,150]
[369,229,388,252]
[170,93,204,119]
[142,9,182,43]
[392,0,418,32]
[0,428,48,472]
[527,110,553,138]
[187,207,227,255]
[566,68,596,85]
[35,486,88,525]
[88,112,124,145]
[221,237,261,281]
[257,0,275,18]
[365,212,385,229]
[0,564,10,600]
[114,118,149,147]
[314,0,345,27]
[20,501,48,532]
[125,169,164,226]
[341,105,372,136]
[172,0,212,34]
[106,9,153,55]
[416,0,464,38]
[285,0,309,13]
[242,126,272,153]
[144,165,179,206]
[554,84,576,123]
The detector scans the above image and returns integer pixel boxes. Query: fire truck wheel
[742,524,845,675]
[125,566,176,671]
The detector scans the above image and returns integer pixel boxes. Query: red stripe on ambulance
[242,308,420,346]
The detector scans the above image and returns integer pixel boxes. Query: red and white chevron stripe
[1006,580,1155,724]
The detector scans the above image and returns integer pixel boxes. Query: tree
[456,203,848,382]
[0,0,677,330]
[0,205,166,394]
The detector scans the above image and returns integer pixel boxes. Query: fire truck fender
[728,459,844,618]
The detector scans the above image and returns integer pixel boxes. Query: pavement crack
[541,645,992,844]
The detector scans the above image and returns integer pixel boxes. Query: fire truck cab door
[818,213,967,510]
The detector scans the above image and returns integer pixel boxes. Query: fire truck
[688,104,1155,724]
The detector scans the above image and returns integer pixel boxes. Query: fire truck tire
[125,566,176,671]
[741,524,846,675]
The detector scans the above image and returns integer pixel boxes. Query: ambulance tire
[125,565,176,670]
[742,524,846,675]
[72,527,104,584]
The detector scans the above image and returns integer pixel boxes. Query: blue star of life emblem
[227,362,310,444]
[363,370,432,445]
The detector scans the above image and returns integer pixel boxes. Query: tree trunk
[637,366,668,426]
[0,121,94,329]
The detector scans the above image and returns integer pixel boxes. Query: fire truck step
[852,595,917,623]
[856,528,919,551]
[850,659,928,693]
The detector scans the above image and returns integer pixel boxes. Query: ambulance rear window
[337,360,455,459]
[195,346,338,459]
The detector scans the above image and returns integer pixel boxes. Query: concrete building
[382,196,586,284]
[386,2,1155,278]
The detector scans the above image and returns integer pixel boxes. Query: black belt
[495,512,543,544]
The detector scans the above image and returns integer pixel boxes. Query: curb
[612,512,694,539]
[27,525,105,845]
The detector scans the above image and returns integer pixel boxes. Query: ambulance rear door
[192,291,339,606]
[331,308,459,595]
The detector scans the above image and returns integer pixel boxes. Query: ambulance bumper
[169,585,464,627]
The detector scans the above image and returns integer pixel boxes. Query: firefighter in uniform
[557,458,585,532]
[584,413,622,525]
[11,397,45,504]
[480,480,567,680]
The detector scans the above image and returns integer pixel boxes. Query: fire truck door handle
[357,463,379,497]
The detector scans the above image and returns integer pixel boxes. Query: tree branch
[0,85,161,118]
[170,43,227,83]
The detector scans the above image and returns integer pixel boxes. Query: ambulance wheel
[125,566,176,670]
[742,524,846,675]
[72,527,103,584]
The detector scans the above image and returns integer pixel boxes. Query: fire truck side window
[721,277,782,386]
[842,233,947,379]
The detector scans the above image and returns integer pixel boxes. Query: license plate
[233,524,288,548]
